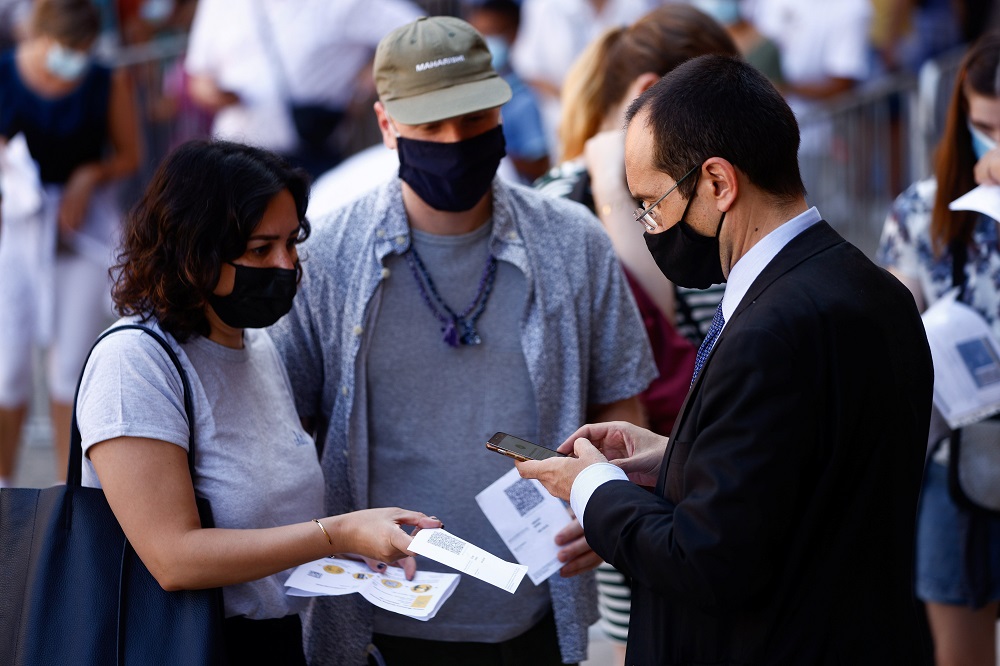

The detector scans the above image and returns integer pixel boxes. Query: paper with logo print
[476,466,574,585]
[284,556,459,620]
[407,528,528,594]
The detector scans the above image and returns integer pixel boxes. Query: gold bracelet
[313,518,333,548]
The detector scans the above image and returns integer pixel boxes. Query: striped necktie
[691,303,725,387]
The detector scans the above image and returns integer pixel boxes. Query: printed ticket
[408,528,528,594]
[476,467,573,585]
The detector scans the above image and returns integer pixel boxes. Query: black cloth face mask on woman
[208,263,298,329]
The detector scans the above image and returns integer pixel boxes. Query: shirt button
[341,385,349,396]
[376,229,386,238]
[352,325,364,336]
[395,235,406,245]
[381,267,391,279]
[342,449,349,458]
[507,231,519,241]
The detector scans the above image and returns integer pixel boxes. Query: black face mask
[396,125,506,212]
[208,263,298,329]
[643,190,727,289]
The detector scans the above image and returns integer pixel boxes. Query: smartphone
[485,432,567,462]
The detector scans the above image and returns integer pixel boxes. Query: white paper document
[284,557,459,621]
[475,467,573,585]
[922,288,1000,428]
[950,184,1000,223]
[408,528,528,594]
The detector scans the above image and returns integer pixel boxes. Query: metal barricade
[794,48,967,259]
[796,75,920,258]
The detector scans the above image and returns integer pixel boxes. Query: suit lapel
[655,221,844,496]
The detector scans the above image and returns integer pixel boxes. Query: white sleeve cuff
[570,462,628,530]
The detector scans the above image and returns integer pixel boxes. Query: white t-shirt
[77,319,325,620]
[752,0,872,95]
[184,0,422,153]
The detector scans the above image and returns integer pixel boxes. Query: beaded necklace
[403,244,498,347]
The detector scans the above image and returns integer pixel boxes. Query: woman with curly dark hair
[74,140,440,664]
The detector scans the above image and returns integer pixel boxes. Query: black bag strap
[951,236,967,299]
[67,324,196,488]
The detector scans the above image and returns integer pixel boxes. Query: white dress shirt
[570,207,823,527]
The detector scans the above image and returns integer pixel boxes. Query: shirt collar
[373,177,530,275]
[721,206,822,324]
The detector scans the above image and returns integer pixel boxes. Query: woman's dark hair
[112,140,311,341]
[931,31,1000,253]
[31,0,101,49]
[626,54,804,202]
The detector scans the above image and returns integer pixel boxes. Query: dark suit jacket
[585,222,934,665]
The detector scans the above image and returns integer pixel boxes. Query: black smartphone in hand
[485,432,567,462]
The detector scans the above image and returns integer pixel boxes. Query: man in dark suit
[517,55,934,665]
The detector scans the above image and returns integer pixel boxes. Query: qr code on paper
[307,570,322,579]
[504,478,544,517]
[428,530,465,555]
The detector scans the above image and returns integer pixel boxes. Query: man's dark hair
[626,54,804,201]
[112,140,311,341]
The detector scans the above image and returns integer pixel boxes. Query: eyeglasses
[632,165,700,232]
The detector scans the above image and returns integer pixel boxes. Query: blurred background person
[877,31,1000,666]
[749,0,873,216]
[687,0,781,83]
[0,0,140,488]
[184,0,423,178]
[511,0,656,158]
[465,0,550,184]
[751,0,872,107]
[535,5,738,662]
[78,139,441,664]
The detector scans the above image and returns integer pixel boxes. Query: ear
[633,71,660,96]
[373,101,397,150]
[701,157,738,212]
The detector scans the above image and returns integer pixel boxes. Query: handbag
[945,239,1000,515]
[0,324,227,665]
[251,0,343,150]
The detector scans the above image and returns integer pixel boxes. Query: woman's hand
[328,508,442,570]
[974,146,1000,186]
[583,129,628,211]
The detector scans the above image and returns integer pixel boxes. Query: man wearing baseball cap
[272,16,655,665]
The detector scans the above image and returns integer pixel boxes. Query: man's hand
[554,516,602,577]
[515,436,607,500]
[558,421,668,487]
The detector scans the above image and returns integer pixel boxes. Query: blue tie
[691,303,725,387]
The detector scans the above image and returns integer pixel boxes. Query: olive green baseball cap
[374,16,512,125]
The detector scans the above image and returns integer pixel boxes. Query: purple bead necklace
[404,245,498,347]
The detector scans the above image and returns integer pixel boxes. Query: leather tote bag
[0,325,226,665]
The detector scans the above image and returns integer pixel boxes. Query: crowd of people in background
[2,0,1000,665]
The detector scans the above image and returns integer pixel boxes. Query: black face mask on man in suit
[644,184,727,289]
